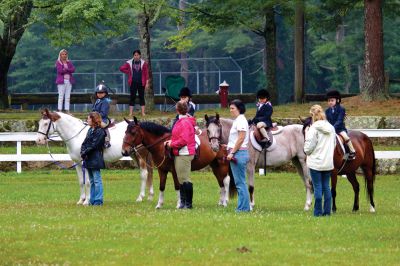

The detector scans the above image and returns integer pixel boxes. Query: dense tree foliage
[2,0,400,109]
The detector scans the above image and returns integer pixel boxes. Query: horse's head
[122,116,143,156]
[205,113,221,152]
[300,116,313,137]
[36,108,60,145]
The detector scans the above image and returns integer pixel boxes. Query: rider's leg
[257,122,270,142]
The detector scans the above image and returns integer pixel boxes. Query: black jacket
[80,127,106,169]
[325,104,347,133]
[251,102,273,127]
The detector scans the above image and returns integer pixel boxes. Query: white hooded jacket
[304,120,336,171]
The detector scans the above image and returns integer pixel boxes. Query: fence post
[196,71,200,94]
[17,141,22,173]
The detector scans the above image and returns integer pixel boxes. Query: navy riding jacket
[92,97,110,123]
[325,104,347,133]
[251,102,273,127]
[80,127,106,169]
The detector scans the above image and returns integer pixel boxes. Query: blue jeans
[230,150,250,212]
[88,169,103,205]
[310,169,331,216]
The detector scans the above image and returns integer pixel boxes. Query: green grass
[0,170,399,265]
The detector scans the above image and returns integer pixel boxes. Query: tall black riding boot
[184,182,193,209]
[179,184,186,209]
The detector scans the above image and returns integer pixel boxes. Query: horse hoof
[304,205,310,211]
[369,206,376,213]
[82,200,90,206]
[76,199,84,205]
[223,202,228,207]
[147,195,154,201]
[155,203,162,209]
[136,196,144,202]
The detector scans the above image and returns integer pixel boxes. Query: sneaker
[104,142,111,149]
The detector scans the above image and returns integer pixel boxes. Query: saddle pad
[250,131,277,152]
[195,134,200,149]
[271,126,283,135]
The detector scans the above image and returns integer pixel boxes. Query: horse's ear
[216,113,220,121]
[124,117,130,124]
[204,114,209,123]
[133,116,138,125]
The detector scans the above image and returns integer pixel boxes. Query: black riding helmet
[178,87,192,98]
[326,90,341,103]
[95,81,109,95]
[256,89,270,99]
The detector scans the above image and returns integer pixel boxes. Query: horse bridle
[207,121,223,145]
[123,124,171,169]
[38,118,87,142]
[38,119,56,141]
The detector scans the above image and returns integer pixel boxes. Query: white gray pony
[205,114,313,210]
[36,109,154,205]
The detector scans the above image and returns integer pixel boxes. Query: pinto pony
[121,117,230,208]
[302,117,376,213]
[36,109,154,205]
[205,114,313,211]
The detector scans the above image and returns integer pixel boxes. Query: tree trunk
[362,0,386,101]
[178,0,189,85]
[138,12,155,111]
[0,1,33,109]
[294,0,305,103]
[263,8,278,104]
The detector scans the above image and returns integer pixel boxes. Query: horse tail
[363,135,376,201]
[228,164,237,198]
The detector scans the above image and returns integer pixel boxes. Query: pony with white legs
[205,114,313,211]
[36,109,153,205]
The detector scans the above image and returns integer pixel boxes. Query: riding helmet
[326,90,341,103]
[179,87,192,98]
[256,89,270,99]
[95,81,109,94]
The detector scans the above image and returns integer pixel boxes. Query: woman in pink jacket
[119,50,149,117]
[164,100,196,209]
[55,49,75,113]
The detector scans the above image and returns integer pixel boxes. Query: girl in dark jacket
[81,112,106,206]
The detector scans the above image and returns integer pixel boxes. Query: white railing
[0,132,132,173]
[1,130,399,173]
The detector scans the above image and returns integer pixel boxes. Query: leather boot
[179,184,186,209]
[184,182,193,209]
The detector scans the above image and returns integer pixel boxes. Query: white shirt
[227,114,249,149]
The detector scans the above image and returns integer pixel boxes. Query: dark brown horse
[121,117,230,209]
[302,117,376,213]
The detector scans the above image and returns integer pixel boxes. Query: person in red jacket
[164,100,196,209]
[119,50,149,117]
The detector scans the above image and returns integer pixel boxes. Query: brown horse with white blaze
[121,117,230,209]
[302,117,376,213]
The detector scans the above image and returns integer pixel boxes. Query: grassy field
[0,170,399,265]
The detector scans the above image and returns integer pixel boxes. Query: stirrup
[348,152,356,160]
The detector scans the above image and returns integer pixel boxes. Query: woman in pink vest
[55,49,75,113]
[119,50,149,117]
[164,100,196,209]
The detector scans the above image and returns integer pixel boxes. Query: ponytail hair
[309,104,326,122]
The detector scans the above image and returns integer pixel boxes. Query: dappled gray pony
[36,109,154,205]
[205,114,313,210]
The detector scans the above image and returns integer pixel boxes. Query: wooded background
[1,0,398,109]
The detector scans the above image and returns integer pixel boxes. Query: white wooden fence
[0,132,132,173]
[1,130,400,173]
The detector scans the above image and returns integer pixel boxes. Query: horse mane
[139,121,171,136]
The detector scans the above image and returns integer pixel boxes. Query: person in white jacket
[304,104,336,217]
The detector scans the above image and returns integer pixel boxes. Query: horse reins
[124,128,171,169]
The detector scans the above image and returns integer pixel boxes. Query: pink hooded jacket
[119,59,149,87]
[170,116,196,156]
